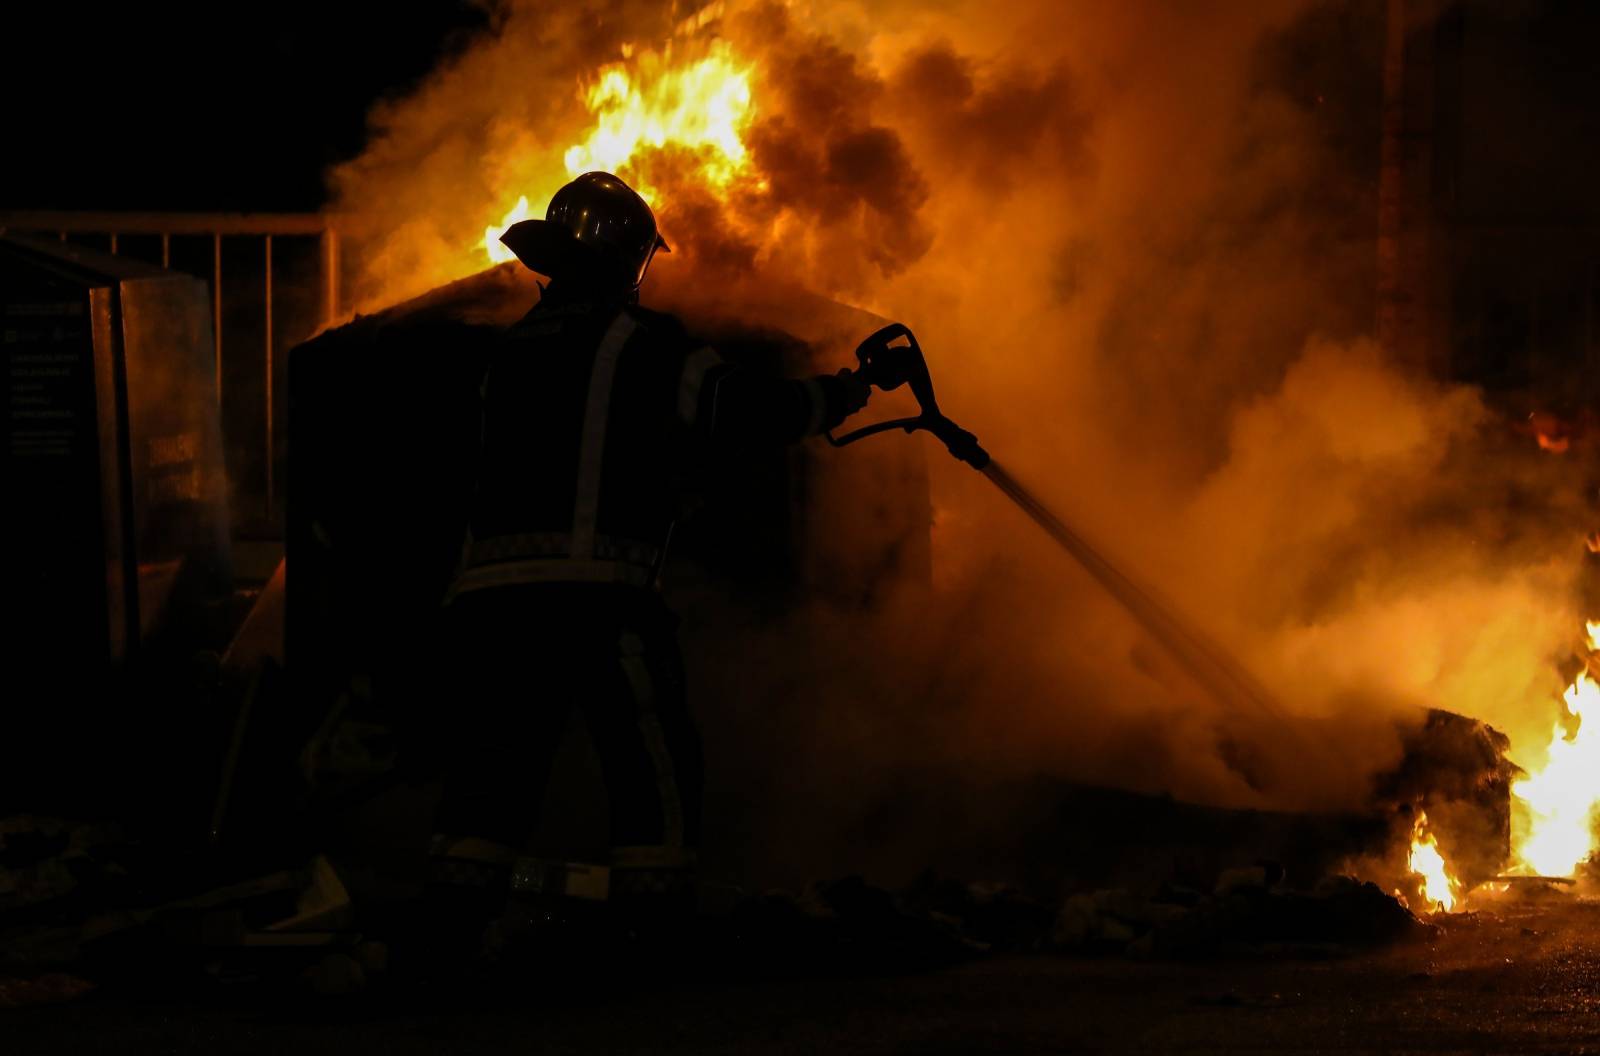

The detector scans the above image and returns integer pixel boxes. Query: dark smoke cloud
[884,42,1094,191]
[697,1,932,285]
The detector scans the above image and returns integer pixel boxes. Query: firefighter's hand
[836,368,871,415]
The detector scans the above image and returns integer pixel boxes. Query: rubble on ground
[0,816,131,915]
[723,867,1434,971]
[1049,872,1436,958]
[0,805,1446,1004]
[0,972,93,1009]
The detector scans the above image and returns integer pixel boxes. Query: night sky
[3,2,486,212]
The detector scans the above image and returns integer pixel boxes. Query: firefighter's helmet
[499,172,670,294]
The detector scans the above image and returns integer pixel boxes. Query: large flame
[564,41,754,195]
[1408,811,1459,913]
[484,196,533,265]
[482,39,756,264]
[1509,619,1600,877]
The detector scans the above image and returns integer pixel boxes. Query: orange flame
[484,196,533,265]
[1509,619,1600,876]
[481,38,756,265]
[564,40,755,197]
[1408,811,1459,912]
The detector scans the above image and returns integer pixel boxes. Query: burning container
[1,234,230,807]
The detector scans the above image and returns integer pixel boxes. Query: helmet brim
[501,217,669,291]
[499,218,607,280]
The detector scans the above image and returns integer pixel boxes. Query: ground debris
[1048,871,1436,958]
[3,813,1439,993]
[0,815,132,916]
[0,973,94,1009]
[4,858,1440,990]
[897,871,1056,952]
[726,875,986,973]
[724,868,1431,971]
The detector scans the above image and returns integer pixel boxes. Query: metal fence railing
[0,211,341,524]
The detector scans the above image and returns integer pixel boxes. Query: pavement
[4,898,1600,1055]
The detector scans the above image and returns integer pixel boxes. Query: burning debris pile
[1390,617,1600,914]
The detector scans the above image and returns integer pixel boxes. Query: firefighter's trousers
[426,582,703,913]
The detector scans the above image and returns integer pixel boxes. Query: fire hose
[829,324,1285,722]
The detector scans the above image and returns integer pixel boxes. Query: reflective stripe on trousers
[617,629,684,851]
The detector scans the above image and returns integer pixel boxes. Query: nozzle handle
[854,323,940,419]
[829,323,990,469]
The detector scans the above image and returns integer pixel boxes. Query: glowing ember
[1536,432,1571,454]
[1409,812,1459,912]
[479,39,756,266]
[484,196,532,265]
[1512,661,1600,877]
[1528,411,1571,453]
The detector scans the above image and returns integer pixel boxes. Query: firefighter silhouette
[423,172,872,954]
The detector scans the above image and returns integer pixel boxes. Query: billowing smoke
[329,1,1597,882]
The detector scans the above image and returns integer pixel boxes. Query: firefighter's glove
[836,368,871,416]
